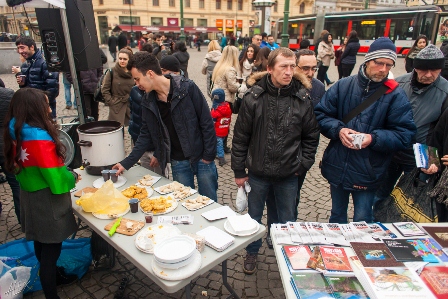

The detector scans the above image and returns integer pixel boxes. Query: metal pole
[261,7,266,34]
[280,0,290,47]
[180,0,185,42]
[129,2,134,47]
[60,8,86,124]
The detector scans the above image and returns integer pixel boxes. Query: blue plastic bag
[0,238,91,294]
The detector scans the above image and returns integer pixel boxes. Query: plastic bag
[76,180,128,214]
[236,181,251,213]
[0,260,31,299]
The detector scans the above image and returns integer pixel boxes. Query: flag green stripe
[17,166,75,194]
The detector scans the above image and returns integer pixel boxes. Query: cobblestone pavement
[0,48,407,299]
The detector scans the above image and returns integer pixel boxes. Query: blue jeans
[216,137,224,158]
[329,184,376,223]
[246,173,298,254]
[0,157,20,223]
[373,160,414,206]
[171,159,218,202]
[62,74,76,108]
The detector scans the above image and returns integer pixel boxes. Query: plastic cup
[129,198,139,213]
[145,213,153,223]
[101,170,110,182]
[109,170,118,183]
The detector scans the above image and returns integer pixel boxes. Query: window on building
[216,0,221,9]
[251,4,255,11]
[299,3,305,13]
[184,18,194,26]
[169,0,175,7]
[153,0,159,5]
[151,17,163,25]
[238,0,242,10]
[199,0,204,8]
[227,0,232,10]
[99,0,103,5]
[119,16,140,25]
[198,19,207,26]
[274,2,278,12]
[123,0,132,4]
[185,0,190,7]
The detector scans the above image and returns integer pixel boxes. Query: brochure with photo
[350,242,404,267]
[420,266,448,299]
[319,246,352,272]
[290,272,334,299]
[421,226,448,248]
[282,245,313,271]
[325,276,370,299]
[383,239,425,262]
[413,143,441,169]
[419,238,448,262]
[393,222,426,237]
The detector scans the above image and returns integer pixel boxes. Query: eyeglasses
[372,59,394,69]
[297,65,318,72]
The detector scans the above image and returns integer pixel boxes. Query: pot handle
[77,140,92,147]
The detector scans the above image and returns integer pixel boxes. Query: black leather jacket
[231,71,320,178]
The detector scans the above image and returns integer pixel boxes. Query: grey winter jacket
[201,50,222,97]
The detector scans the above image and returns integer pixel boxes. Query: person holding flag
[3,88,81,298]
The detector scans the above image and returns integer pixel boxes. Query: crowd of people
[1,29,448,297]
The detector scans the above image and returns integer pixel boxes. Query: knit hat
[211,89,225,104]
[364,37,397,63]
[159,56,180,73]
[413,44,445,70]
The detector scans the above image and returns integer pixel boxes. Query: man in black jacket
[118,31,128,50]
[113,52,218,201]
[232,48,320,274]
[108,33,118,62]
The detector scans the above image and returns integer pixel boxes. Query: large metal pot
[77,121,125,175]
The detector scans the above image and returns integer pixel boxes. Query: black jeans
[337,64,343,80]
[0,156,20,222]
[267,172,307,233]
[317,65,329,84]
[34,241,63,299]
[341,63,355,77]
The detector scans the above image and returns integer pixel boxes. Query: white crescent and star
[19,147,29,162]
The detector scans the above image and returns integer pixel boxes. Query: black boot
[223,136,231,153]
[56,267,78,286]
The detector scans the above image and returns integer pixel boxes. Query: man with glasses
[232,48,320,274]
[374,44,448,206]
[295,49,325,106]
[314,37,416,224]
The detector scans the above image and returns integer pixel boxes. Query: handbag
[373,168,438,223]
[94,68,113,103]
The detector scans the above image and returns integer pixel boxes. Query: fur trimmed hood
[246,70,312,90]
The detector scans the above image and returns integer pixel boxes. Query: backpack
[94,68,113,103]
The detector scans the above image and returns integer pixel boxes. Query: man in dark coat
[108,33,118,62]
[118,31,128,50]
[232,48,320,274]
[15,36,59,118]
[0,79,20,222]
[113,52,218,202]
[314,37,416,224]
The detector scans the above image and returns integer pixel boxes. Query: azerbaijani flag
[10,120,75,194]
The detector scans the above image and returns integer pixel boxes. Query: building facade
[0,6,39,40]
[93,0,314,44]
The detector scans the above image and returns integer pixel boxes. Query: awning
[112,25,148,32]
[184,27,221,33]
[145,26,181,33]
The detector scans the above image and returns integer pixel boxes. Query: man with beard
[314,37,416,224]
[374,44,448,206]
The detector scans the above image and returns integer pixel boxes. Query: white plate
[182,197,214,211]
[154,235,196,264]
[93,176,127,189]
[153,252,195,270]
[92,206,130,220]
[152,250,202,281]
[134,223,181,254]
[121,185,154,199]
[224,219,260,236]
[136,175,162,187]
[154,182,197,197]
[139,197,178,215]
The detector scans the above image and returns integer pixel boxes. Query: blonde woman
[201,40,222,97]
[211,45,241,152]
[102,46,134,125]
[317,33,335,84]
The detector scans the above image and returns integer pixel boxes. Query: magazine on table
[349,222,378,243]
[325,275,370,299]
[419,266,448,299]
[350,242,404,268]
[420,226,448,248]
[383,239,439,263]
[287,222,314,244]
[392,222,426,237]
[419,238,448,262]
[306,222,331,245]
[322,223,350,246]
[367,223,394,240]
[272,223,293,245]
[290,272,334,299]
[319,246,353,272]
[282,245,314,273]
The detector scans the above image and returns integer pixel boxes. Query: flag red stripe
[18,140,65,168]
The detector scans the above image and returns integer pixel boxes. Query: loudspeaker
[35,0,101,72]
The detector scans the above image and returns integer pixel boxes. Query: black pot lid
[58,129,75,166]
[77,120,122,134]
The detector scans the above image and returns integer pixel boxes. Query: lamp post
[280,0,290,47]
[252,0,275,35]
[129,1,134,47]
[179,0,186,42]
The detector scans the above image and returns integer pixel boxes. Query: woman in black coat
[172,41,190,78]
[340,30,360,77]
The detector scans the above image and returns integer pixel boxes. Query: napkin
[196,226,234,252]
